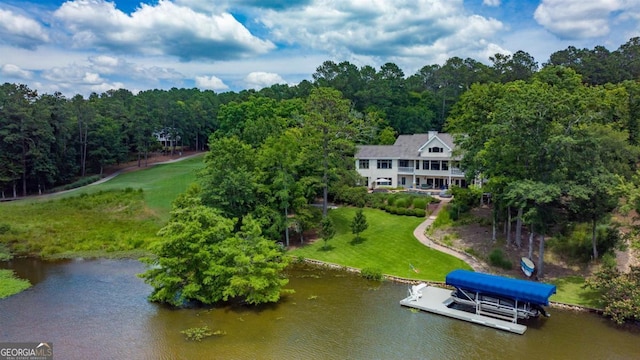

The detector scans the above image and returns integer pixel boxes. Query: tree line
[3,37,640,198]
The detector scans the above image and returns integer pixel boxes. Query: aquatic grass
[0,269,31,298]
[289,207,472,282]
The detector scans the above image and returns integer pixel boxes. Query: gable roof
[356,132,457,159]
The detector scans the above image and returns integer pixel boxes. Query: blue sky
[1,0,638,97]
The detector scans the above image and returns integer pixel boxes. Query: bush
[412,208,426,217]
[361,267,384,281]
[549,223,622,262]
[412,198,428,210]
[431,206,453,229]
[394,197,410,208]
[488,249,512,270]
[333,185,368,206]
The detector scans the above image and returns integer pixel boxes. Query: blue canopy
[445,269,556,305]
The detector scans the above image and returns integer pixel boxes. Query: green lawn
[549,275,601,307]
[289,207,472,282]
[43,155,205,220]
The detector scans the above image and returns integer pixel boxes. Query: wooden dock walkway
[399,286,527,335]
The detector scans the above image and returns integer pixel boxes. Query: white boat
[520,257,535,277]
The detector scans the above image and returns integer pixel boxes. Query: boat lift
[400,270,556,334]
[446,270,556,323]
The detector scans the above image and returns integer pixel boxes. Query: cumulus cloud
[195,75,229,90]
[483,0,501,6]
[534,0,631,39]
[0,8,49,49]
[258,0,504,62]
[244,71,286,89]
[1,64,34,79]
[53,0,275,60]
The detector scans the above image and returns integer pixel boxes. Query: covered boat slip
[445,269,556,306]
[400,270,556,334]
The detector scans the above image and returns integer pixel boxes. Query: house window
[377,160,392,169]
[415,161,420,170]
[401,177,406,185]
[399,160,410,167]
[423,160,429,169]
[416,177,420,185]
[359,159,369,169]
[428,147,443,153]
[442,161,449,171]
[430,161,440,170]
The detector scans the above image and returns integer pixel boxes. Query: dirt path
[413,198,488,272]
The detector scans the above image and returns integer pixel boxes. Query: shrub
[412,208,426,217]
[431,206,453,229]
[549,223,622,262]
[333,185,368,206]
[412,198,427,210]
[394,197,410,209]
[488,249,512,270]
[361,267,384,281]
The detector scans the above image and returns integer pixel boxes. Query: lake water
[1,258,638,359]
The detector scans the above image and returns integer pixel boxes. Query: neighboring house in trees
[355,131,470,190]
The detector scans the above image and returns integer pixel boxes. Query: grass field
[290,207,472,281]
[0,155,205,258]
[550,276,600,307]
[43,155,206,220]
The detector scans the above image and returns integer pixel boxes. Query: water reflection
[0,259,638,359]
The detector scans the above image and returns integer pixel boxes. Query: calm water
[0,259,638,360]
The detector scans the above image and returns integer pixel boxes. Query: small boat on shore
[520,257,535,277]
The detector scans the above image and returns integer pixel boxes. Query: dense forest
[2,37,640,199]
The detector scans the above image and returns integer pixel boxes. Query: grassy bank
[289,207,472,281]
[0,155,204,259]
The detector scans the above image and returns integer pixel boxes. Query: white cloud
[195,75,229,90]
[244,71,287,89]
[1,64,34,79]
[258,0,504,65]
[0,8,49,49]
[53,0,275,60]
[534,0,630,39]
[483,0,501,6]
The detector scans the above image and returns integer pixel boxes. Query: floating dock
[399,286,528,335]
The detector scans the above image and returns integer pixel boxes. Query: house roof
[356,132,457,159]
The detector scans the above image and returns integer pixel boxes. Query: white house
[355,131,468,189]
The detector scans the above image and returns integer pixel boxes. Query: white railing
[398,167,414,174]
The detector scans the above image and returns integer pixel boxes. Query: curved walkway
[413,198,487,272]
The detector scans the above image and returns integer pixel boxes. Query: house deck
[399,286,527,335]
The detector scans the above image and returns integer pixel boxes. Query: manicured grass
[44,155,205,221]
[0,269,31,299]
[550,276,601,307]
[289,207,472,281]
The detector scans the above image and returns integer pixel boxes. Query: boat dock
[399,286,528,335]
